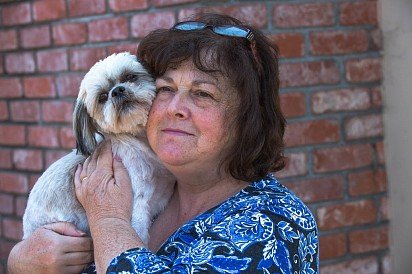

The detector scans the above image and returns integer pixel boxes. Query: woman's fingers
[96,140,113,172]
[64,251,94,266]
[43,222,85,237]
[113,157,130,187]
[61,235,93,253]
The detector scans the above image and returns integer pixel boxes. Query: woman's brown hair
[137,13,286,182]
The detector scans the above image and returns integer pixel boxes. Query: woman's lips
[162,128,193,136]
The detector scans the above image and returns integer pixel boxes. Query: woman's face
[146,60,238,173]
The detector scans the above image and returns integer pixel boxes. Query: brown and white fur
[22,52,175,245]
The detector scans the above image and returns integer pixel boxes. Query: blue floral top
[98,175,319,273]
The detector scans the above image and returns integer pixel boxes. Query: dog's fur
[22,52,175,244]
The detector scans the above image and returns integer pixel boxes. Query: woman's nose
[166,92,189,119]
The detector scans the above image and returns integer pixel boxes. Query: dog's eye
[125,74,139,82]
[98,93,108,103]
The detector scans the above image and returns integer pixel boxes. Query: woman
[8,13,318,273]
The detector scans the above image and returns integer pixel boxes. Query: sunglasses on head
[172,21,255,42]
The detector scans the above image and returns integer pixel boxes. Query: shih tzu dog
[22,52,175,245]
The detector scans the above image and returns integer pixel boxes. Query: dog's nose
[111,86,125,97]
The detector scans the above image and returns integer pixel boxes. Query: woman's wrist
[88,217,144,272]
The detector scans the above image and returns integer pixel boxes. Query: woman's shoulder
[213,174,317,232]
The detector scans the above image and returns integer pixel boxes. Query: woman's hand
[74,140,142,272]
[74,140,133,226]
[7,222,93,274]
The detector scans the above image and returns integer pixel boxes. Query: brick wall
[0,0,388,273]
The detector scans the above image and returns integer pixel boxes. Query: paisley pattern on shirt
[106,175,319,274]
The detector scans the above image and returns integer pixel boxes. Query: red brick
[371,28,382,50]
[345,114,383,140]
[0,125,25,146]
[23,76,56,98]
[68,0,106,17]
[2,218,23,240]
[340,1,377,26]
[37,49,68,72]
[371,86,382,107]
[0,193,14,214]
[33,0,66,22]
[1,3,31,26]
[10,101,40,122]
[314,144,374,173]
[321,257,378,274]
[0,78,23,99]
[283,175,344,203]
[20,25,51,48]
[56,73,84,98]
[179,4,267,29]
[269,33,304,58]
[60,127,76,149]
[28,126,59,148]
[0,239,15,261]
[280,61,339,88]
[5,53,35,74]
[285,119,340,147]
[0,172,29,194]
[15,196,27,217]
[153,0,197,7]
[277,152,307,178]
[380,196,389,221]
[0,149,12,169]
[312,88,371,114]
[310,30,368,55]
[273,3,334,28]
[45,150,69,168]
[346,58,381,83]
[69,47,107,71]
[53,23,87,46]
[0,55,3,74]
[131,12,176,38]
[89,17,129,42]
[42,101,73,123]
[107,43,138,55]
[280,92,306,118]
[0,101,8,121]
[29,174,41,190]
[13,149,43,171]
[319,233,347,260]
[317,200,377,230]
[349,226,389,253]
[376,141,385,164]
[109,0,149,12]
[0,30,18,51]
[349,169,387,196]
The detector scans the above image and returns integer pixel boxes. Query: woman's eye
[156,86,174,93]
[98,93,108,103]
[194,90,213,99]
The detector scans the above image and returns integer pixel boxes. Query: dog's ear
[73,99,98,156]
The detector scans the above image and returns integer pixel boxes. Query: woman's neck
[171,172,249,225]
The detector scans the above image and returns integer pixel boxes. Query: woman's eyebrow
[156,75,174,83]
[193,80,222,92]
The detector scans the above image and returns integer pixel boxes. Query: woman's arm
[7,222,93,274]
[74,140,144,273]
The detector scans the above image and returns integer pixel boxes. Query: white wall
[381,0,412,273]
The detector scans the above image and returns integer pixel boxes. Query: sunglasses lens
[174,22,206,31]
[214,26,249,38]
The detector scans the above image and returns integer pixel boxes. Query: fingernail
[76,229,86,236]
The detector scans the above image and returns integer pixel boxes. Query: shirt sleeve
[106,208,318,273]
